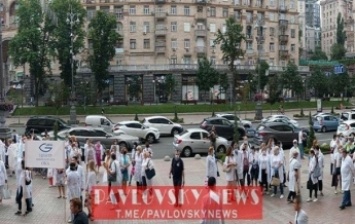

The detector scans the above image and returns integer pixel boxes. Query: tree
[9,0,54,106]
[307,112,316,150]
[330,72,350,97]
[279,62,304,98]
[307,66,329,98]
[50,0,85,87]
[266,75,282,105]
[165,74,177,101]
[88,11,120,100]
[331,13,346,60]
[255,60,269,92]
[310,47,328,61]
[214,17,245,104]
[196,57,218,101]
[128,76,142,101]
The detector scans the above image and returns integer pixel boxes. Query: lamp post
[254,22,266,120]
[66,1,80,126]
[152,78,156,104]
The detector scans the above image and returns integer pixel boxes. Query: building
[305,26,322,53]
[320,0,352,58]
[305,1,321,57]
[298,0,306,58]
[306,0,321,27]
[2,0,309,104]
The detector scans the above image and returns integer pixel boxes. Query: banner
[25,141,65,169]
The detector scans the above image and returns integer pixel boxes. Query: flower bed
[0,102,14,112]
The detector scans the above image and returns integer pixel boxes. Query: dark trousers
[260,169,268,192]
[108,181,112,195]
[318,180,323,192]
[309,183,318,198]
[173,177,182,205]
[287,191,296,201]
[341,190,352,206]
[16,187,32,212]
[273,183,284,195]
[240,170,251,186]
[142,176,147,189]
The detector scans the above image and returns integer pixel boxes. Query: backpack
[313,157,321,179]
[243,153,249,171]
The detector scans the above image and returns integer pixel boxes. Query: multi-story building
[320,0,352,58]
[2,0,308,104]
[298,0,306,58]
[304,1,321,56]
[306,0,321,27]
[305,26,322,53]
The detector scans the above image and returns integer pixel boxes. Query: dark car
[200,117,246,141]
[254,122,308,147]
[25,116,70,135]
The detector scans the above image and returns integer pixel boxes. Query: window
[291,29,296,38]
[143,5,150,15]
[184,6,190,16]
[270,0,274,6]
[269,43,275,52]
[269,27,275,36]
[130,39,136,49]
[269,13,274,21]
[184,39,190,49]
[171,38,177,49]
[129,5,136,15]
[171,22,177,32]
[210,7,216,17]
[210,56,216,65]
[171,5,177,15]
[290,0,295,9]
[143,22,150,33]
[190,132,201,140]
[184,23,190,32]
[210,39,215,47]
[246,41,253,50]
[143,39,150,49]
[184,56,191,64]
[223,8,228,17]
[209,23,216,32]
[170,57,177,65]
[130,22,136,32]
[291,44,295,52]
[222,24,226,33]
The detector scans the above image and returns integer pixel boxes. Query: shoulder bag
[145,159,156,180]
[2,184,11,200]
[108,161,117,182]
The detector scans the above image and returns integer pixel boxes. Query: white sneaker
[280,195,284,199]
[306,198,312,202]
[313,198,318,202]
[270,194,275,197]
[335,190,338,194]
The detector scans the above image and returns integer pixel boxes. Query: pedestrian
[339,149,355,210]
[298,130,305,159]
[110,140,120,157]
[67,162,81,223]
[120,147,131,194]
[47,168,54,187]
[258,148,270,195]
[7,139,17,177]
[69,156,85,201]
[129,142,138,186]
[143,142,153,157]
[84,140,96,167]
[102,149,111,195]
[287,151,301,203]
[201,176,225,224]
[0,158,7,203]
[141,151,154,194]
[249,146,259,186]
[12,129,19,143]
[314,145,324,196]
[223,146,237,202]
[0,139,5,163]
[15,160,32,216]
[270,146,284,199]
[206,146,218,181]
[240,142,251,187]
[331,145,342,194]
[232,141,242,185]
[289,195,308,224]
[70,198,89,224]
[56,168,66,199]
[307,150,319,202]
[94,141,104,172]
[289,140,301,165]
[169,149,185,207]
[208,125,217,152]
[106,153,122,208]
[86,160,97,221]
[133,146,143,192]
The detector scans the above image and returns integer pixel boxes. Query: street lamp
[66,1,80,126]
[254,22,266,120]
[152,78,156,104]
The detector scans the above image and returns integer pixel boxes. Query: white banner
[25,141,65,169]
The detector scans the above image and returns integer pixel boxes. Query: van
[340,112,355,122]
[26,116,70,134]
[84,115,115,133]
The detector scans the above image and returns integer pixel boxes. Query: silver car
[173,128,229,157]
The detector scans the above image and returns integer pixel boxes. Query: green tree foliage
[88,11,120,98]
[219,73,229,93]
[331,44,346,60]
[255,60,269,91]
[307,112,316,149]
[128,76,142,101]
[50,0,85,86]
[165,74,177,101]
[266,75,282,105]
[9,0,54,106]
[280,62,304,98]
[214,17,245,104]
[310,47,328,61]
[233,110,240,143]
[196,57,218,100]
[331,13,346,60]
[330,72,350,97]
[307,66,329,97]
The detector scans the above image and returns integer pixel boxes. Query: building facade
[2,0,309,104]
[304,1,321,56]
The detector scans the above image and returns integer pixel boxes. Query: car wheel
[119,141,127,149]
[182,147,193,157]
[146,134,155,144]
[321,126,327,133]
[171,128,180,136]
[217,145,226,154]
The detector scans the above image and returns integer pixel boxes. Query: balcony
[195,46,206,54]
[155,27,167,35]
[195,0,207,4]
[279,5,287,12]
[195,29,207,37]
[279,19,288,28]
[195,12,206,20]
[155,46,166,54]
[153,11,167,18]
[246,18,253,24]
[279,35,289,42]
[246,34,253,40]
[155,41,166,47]
[279,50,289,58]
[155,0,166,4]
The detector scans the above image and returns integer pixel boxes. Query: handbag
[3,184,11,200]
[108,161,117,182]
[271,177,280,186]
[145,159,156,180]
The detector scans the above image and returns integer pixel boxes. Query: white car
[337,120,355,137]
[113,121,160,144]
[215,113,252,128]
[142,116,184,136]
[261,115,299,127]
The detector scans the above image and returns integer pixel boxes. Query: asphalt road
[151,119,334,159]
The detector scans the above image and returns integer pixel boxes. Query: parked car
[340,111,355,122]
[113,121,160,144]
[337,120,355,137]
[312,112,331,118]
[25,116,70,135]
[262,115,299,127]
[200,117,246,141]
[142,116,183,136]
[215,113,252,128]
[313,114,340,132]
[85,115,115,133]
[173,128,229,157]
[262,117,298,127]
[254,122,308,147]
[56,127,139,150]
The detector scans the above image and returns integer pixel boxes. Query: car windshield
[106,117,114,124]
[179,130,189,136]
[257,125,265,131]
[341,113,349,120]
[338,123,347,131]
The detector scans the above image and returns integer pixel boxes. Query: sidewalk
[0,150,353,224]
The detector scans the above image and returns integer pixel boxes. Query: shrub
[171,117,184,123]
[216,153,226,164]
[293,114,301,117]
[307,112,316,149]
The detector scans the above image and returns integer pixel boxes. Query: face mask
[123,151,127,155]
[175,155,179,159]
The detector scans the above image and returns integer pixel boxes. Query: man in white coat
[339,149,355,210]
[287,151,301,203]
[289,195,308,224]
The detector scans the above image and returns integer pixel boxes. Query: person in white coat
[339,149,355,209]
[258,148,270,194]
[0,140,6,164]
[270,146,284,199]
[133,146,143,190]
[7,139,17,177]
[249,147,259,186]
[289,195,308,224]
[0,159,8,203]
[307,150,319,202]
[66,162,81,222]
[206,146,218,180]
[287,151,301,203]
[240,143,251,187]
[232,141,242,186]
[314,146,324,196]
[106,153,122,208]
[15,160,32,216]
[224,147,237,202]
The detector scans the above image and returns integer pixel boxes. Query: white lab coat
[289,146,301,165]
[85,145,97,165]
[270,154,284,183]
[258,153,271,183]
[16,141,24,160]
[224,155,236,181]
[86,170,97,192]
[66,165,85,190]
[341,155,355,191]
[206,155,218,178]
[7,143,17,171]
[233,149,243,179]
[110,159,122,186]
[316,152,324,181]
[66,170,81,200]
[134,152,143,183]
[288,158,301,192]
[308,156,318,184]
[0,160,7,186]
[0,143,5,162]
[294,209,308,224]
[19,169,32,199]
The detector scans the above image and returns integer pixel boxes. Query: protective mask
[175,155,179,159]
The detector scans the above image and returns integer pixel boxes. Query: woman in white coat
[339,149,355,209]
[134,146,144,190]
[307,150,319,202]
[206,146,218,180]
[66,162,81,223]
[141,151,154,193]
[106,153,122,207]
[7,139,17,177]
[314,146,324,196]
[0,159,7,203]
[270,146,284,199]
[287,151,301,203]
[224,147,237,201]
[15,160,32,216]
[258,148,270,194]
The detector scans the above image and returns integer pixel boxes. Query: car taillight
[346,124,350,130]
[114,126,119,131]
[201,121,207,128]
[177,139,182,144]
[258,132,266,137]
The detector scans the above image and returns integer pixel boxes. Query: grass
[12,100,350,116]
